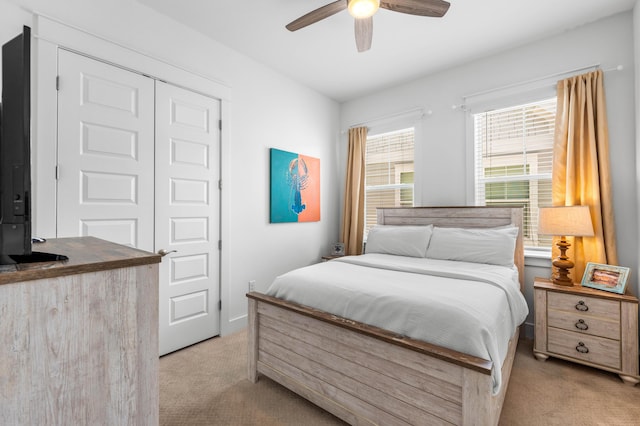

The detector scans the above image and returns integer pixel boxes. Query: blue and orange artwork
[270,148,320,223]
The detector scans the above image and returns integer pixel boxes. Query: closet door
[57,51,221,355]
[56,49,155,251]
[155,81,220,355]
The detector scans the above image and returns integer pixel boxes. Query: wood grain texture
[247,206,526,425]
[257,301,462,425]
[354,16,373,52]
[249,296,520,426]
[247,298,258,383]
[487,328,519,422]
[533,277,639,385]
[533,288,548,354]
[548,291,620,321]
[286,0,347,31]
[547,308,619,340]
[620,301,639,384]
[256,301,466,387]
[547,328,620,369]
[533,278,639,303]
[380,0,450,17]
[0,237,161,285]
[248,291,492,374]
[0,237,159,425]
[258,314,461,402]
[259,309,462,421]
[546,289,621,340]
[257,362,380,426]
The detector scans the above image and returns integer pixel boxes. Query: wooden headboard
[377,206,525,290]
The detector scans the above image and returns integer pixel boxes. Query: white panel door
[56,49,155,251]
[155,81,220,355]
[57,51,221,355]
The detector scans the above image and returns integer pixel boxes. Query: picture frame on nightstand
[581,262,630,294]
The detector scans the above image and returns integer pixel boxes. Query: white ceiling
[137,0,636,102]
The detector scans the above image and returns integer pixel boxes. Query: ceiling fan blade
[354,17,373,52]
[286,0,348,31]
[380,0,450,17]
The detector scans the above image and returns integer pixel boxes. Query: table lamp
[538,206,595,286]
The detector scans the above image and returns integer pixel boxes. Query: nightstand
[533,277,639,386]
[321,254,344,262]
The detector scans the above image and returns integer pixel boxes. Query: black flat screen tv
[0,26,32,261]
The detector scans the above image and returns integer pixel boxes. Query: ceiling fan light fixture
[347,0,380,19]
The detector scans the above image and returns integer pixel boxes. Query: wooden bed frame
[247,206,524,426]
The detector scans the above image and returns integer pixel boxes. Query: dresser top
[534,277,639,303]
[0,237,161,285]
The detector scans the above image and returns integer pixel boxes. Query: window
[364,128,415,236]
[473,98,556,248]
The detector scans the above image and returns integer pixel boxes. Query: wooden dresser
[0,237,161,425]
[534,277,639,386]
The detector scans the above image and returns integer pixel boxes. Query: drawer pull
[575,301,589,311]
[576,342,589,354]
[575,319,589,331]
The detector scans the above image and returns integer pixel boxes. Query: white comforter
[265,253,529,393]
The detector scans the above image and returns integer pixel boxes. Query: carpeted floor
[160,331,640,425]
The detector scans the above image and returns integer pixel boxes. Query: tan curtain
[552,69,617,281]
[340,127,367,255]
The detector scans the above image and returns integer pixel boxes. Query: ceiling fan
[286,0,451,52]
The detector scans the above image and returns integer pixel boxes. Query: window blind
[364,128,415,237]
[473,98,556,248]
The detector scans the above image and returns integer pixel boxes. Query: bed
[247,206,527,425]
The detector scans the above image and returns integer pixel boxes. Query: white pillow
[425,226,519,266]
[365,225,433,258]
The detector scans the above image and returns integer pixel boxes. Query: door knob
[157,249,177,257]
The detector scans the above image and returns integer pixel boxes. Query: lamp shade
[538,206,595,237]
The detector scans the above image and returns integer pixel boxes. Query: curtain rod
[461,63,623,102]
[343,106,427,134]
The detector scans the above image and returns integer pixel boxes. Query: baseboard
[522,321,534,340]
[221,314,247,336]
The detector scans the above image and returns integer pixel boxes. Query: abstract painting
[270,148,320,223]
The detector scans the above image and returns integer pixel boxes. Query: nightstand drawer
[548,328,620,370]
[548,309,620,340]
[548,291,620,321]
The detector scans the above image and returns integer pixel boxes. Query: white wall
[2,0,637,339]
[341,12,638,336]
[0,0,341,334]
[0,0,29,41]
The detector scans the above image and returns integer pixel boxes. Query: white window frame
[464,85,557,259]
[367,114,423,202]
[364,126,416,237]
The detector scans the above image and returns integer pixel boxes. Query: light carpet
[159,331,640,425]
